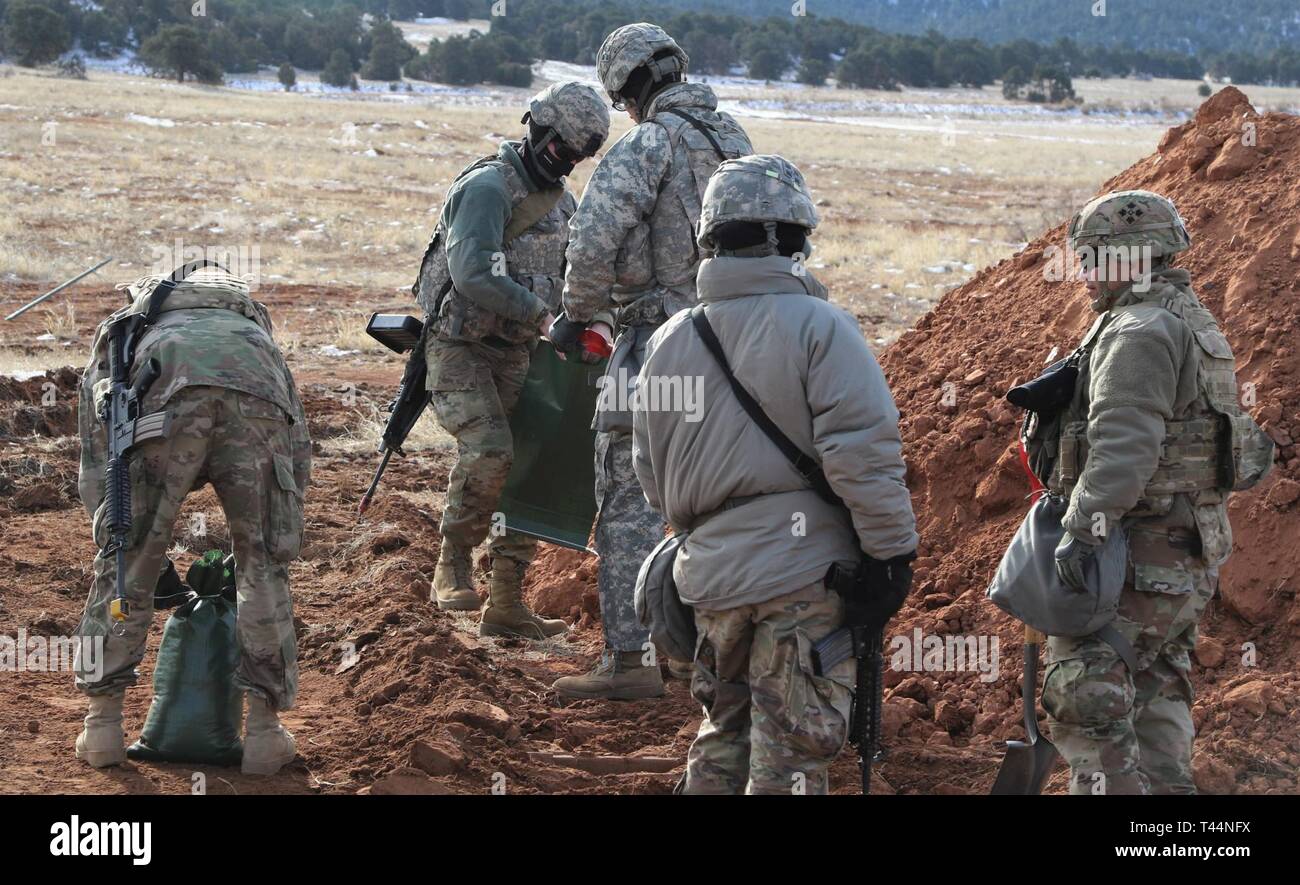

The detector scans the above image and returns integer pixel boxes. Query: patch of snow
[126,113,176,127]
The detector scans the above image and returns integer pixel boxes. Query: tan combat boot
[431,538,481,611]
[552,649,665,700]
[478,558,568,640]
[75,692,127,768]
[241,694,297,776]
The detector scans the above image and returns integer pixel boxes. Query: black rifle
[98,260,221,631]
[359,314,431,515]
[817,569,888,795]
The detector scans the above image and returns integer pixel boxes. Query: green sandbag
[126,593,243,766]
[499,345,604,552]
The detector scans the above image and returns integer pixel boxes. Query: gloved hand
[154,557,191,610]
[839,551,916,631]
[548,313,585,355]
[1054,534,1097,591]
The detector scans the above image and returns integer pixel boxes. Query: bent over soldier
[75,263,310,776]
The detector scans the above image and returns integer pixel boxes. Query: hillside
[669,0,1300,55]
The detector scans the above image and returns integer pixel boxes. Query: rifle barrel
[358,449,393,516]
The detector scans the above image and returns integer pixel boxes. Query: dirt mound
[0,367,81,513]
[0,367,80,440]
[877,87,1300,793]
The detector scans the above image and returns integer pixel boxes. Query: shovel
[991,625,1060,795]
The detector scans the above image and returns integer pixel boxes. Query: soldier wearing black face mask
[409,82,610,637]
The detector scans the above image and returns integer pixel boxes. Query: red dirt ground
[1,87,1295,795]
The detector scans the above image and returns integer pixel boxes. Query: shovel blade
[990,737,1060,795]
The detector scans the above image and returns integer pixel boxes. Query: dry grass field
[3,62,1266,365]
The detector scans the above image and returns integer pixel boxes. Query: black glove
[153,558,191,610]
[548,314,585,355]
[834,551,916,631]
[1054,534,1096,592]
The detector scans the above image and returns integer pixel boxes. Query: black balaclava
[521,119,573,186]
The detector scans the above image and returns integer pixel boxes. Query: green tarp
[499,345,605,552]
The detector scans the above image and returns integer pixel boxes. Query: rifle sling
[689,305,842,509]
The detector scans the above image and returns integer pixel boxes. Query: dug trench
[1,87,1296,794]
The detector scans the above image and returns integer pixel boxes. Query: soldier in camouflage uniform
[415,82,609,640]
[1041,191,1274,794]
[550,23,754,700]
[631,155,917,793]
[74,265,311,776]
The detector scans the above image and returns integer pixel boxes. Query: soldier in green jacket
[414,82,609,639]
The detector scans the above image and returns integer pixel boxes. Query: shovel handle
[1025,625,1047,645]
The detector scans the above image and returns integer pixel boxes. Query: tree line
[2,0,1297,91]
[492,0,1300,90]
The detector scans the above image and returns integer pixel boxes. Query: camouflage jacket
[1053,269,1271,569]
[414,141,576,345]
[563,82,752,328]
[78,271,310,519]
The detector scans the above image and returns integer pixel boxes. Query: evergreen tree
[321,48,354,87]
[138,24,223,83]
[361,19,415,81]
[3,0,70,67]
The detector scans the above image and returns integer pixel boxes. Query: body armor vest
[413,149,574,345]
[1052,283,1273,519]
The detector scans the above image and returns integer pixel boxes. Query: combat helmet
[522,81,610,182]
[698,154,820,255]
[596,23,689,109]
[526,81,610,159]
[1067,190,1192,261]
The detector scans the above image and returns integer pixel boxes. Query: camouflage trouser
[427,336,536,564]
[1043,555,1217,795]
[75,386,302,709]
[683,581,854,795]
[594,430,659,652]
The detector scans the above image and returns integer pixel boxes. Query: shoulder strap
[144,259,228,323]
[1097,623,1138,673]
[660,109,728,161]
[689,305,842,508]
[503,187,564,244]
